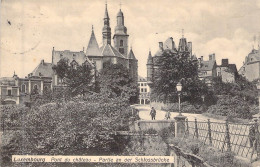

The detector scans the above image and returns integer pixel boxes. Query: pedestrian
[150,107,156,120]
[165,111,171,120]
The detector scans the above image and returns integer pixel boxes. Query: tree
[52,58,95,97]
[98,62,139,104]
[151,50,213,105]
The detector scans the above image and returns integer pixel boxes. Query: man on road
[150,107,156,120]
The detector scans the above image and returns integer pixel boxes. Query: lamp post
[176,82,182,116]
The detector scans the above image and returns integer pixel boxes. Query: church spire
[102,2,111,45]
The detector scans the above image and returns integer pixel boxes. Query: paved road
[134,105,224,123]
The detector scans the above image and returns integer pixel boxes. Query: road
[134,105,224,123]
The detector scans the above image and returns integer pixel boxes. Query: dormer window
[120,40,123,46]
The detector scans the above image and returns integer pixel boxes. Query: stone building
[52,4,138,87]
[239,48,260,81]
[198,54,217,86]
[216,59,237,83]
[0,60,53,105]
[138,76,150,104]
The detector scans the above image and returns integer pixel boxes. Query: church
[0,3,138,105]
[52,3,138,89]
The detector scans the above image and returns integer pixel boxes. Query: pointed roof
[128,48,136,59]
[147,50,153,64]
[86,27,102,56]
[100,44,125,58]
[104,3,109,19]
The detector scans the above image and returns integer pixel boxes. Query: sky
[1,0,260,78]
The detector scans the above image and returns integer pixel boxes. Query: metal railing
[186,118,259,160]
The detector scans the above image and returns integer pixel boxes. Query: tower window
[119,48,124,54]
[7,90,12,96]
[21,84,26,93]
[120,40,123,46]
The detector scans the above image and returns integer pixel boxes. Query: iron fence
[185,118,260,160]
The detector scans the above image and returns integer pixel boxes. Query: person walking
[150,107,156,120]
[165,111,171,120]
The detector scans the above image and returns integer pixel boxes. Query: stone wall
[135,120,174,131]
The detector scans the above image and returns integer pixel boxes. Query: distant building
[147,36,194,84]
[0,60,52,105]
[138,76,150,104]
[0,76,19,105]
[198,54,217,86]
[239,48,260,81]
[216,59,237,83]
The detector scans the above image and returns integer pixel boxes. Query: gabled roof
[100,44,125,58]
[128,48,136,59]
[164,37,176,50]
[86,28,102,57]
[199,60,216,71]
[31,60,53,78]
[138,75,146,82]
[52,50,87,65]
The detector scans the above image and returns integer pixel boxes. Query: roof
[178,37,189,52]
[86,29,102,57]
[218,64,237,73]
[0,77,16,86]
[164,37,176,50]
[100,44,125,58]
[52,50,88,65]
[147,50,153,64]
[31,60,53,78]
[128,48,136,59]
[138,75,146,82]
[199,60,216,71]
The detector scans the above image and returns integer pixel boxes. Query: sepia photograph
[1,0,260,166]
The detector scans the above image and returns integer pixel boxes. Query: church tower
[102,3,111,45]
[146,50,153,83]
[113,7,129,57]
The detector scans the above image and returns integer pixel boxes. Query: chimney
[201,56,203,61]
[222,59,229,66]
[159,42,163,51]
[41,59,44,64]
[83,47,85,52]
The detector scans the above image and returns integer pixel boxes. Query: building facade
[198,54,217,86]
[138,76,150,104]
[239,48,260,82]
[216,59,237,83]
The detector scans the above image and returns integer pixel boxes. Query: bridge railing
[185,118,259,160]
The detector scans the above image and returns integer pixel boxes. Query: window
[7,90,12,96]
[33,85,38,90]
[218,72,221,76]
[21,84,26,93]
[120,40,123,46]
[141,83,143,86]
[144,88,147,92]
[141,88,143,92]
[144,83,147,86]
[119,48,124,54]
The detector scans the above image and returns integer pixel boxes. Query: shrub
[143,128,157,134]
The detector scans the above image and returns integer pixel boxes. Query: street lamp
[176,82,182,116]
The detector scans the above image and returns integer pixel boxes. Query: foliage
[212,75,257,104]
[52,58,95,97]
[172,137,250,167]
[1,93,138,165]
[98,62,139,104]
[150,50,214,105]
[158,124,175,143]
[206,95,253,119]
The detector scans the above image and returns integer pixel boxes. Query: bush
[158,124,175,143]
[206,95,253,119]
